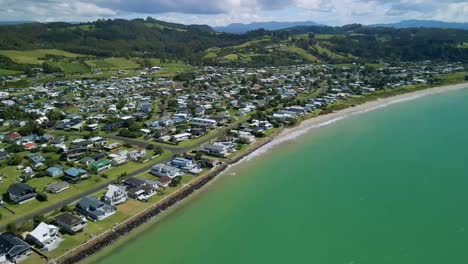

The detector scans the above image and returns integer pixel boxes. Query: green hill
[0,18,466,71]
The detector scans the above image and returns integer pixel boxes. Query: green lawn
[0,49,85,64]
[280,46,322,63]
[0,68,20,76]
[86,58,140,70]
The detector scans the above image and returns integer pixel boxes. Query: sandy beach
[233,82,468,165]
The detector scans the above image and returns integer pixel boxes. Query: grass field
[312,44,348,60]
[281,46,322,63]
[86,58,140,70]
[0,49,85,64]
[0,68,20,76]
[315,34,335,40]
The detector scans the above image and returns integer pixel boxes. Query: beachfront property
[201,143,231,158]
[7,183,37,204]
[54,212,88,234]
[75,196,116,221]
[156,176,172,187]
[150,164,183,178]
[0,233,32,263]
[169,157,202,174]
[123,177,157,201]
[102,185,128,206]
[26,222,62,251]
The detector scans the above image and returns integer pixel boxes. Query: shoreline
[54,81,468,264]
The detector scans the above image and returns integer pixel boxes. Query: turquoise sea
[95,87,468,264]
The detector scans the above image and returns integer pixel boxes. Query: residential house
[53,212,87,234]
[169,157,202,174]
[110,154,127,166]
[7,183,37,204]
[3,132,21,142]
[26,153,45,168]
[201,144,231,158]
[104,143,122,152]
[45,182,70,194]
[128,149,146,161]
[171,133,191,143]
[64,168,88,183]
[26,222,62,251]
[0,151,10,161]
[123,177,156,201]
[90,160,112,172]
[0,233,31,263]
[102,185,127,206]
[156,176,171,188]
[191,118,217,129]
[46,166,63,178]
[75,196,116,221]
[150,164,182,178]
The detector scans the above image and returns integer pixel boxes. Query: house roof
[46,182,69,192]
[28,222,58,244]
[0,233,31,257]
[64,168,87,177]
[91,159,111,169]
[123,177,147,188]
[76,196,114,218]
[54,212,84,226]
[7,183,35,196]
[105,185,126,198]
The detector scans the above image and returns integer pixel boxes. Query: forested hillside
[0,17,467,69]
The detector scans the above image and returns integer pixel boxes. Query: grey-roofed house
[0,233,31,263]
[7,183,37,204]
[75,196,116,221]
[45,182,70,194]
[54,212,87,234]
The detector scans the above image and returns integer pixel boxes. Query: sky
[0,0,467,26]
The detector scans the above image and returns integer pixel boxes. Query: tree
[195,151,204,160]
[6,223,17,235]
[37,192,48,202]
[169,176,182,187]
[7,155,22,166]
[153,146,163,156]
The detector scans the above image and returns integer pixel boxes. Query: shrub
[36,192,48,202]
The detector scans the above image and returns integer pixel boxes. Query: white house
[26,222,62,251]
[102,185,127,206]
[150,164,182,178]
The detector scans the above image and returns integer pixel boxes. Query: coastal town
[0,60,466,264]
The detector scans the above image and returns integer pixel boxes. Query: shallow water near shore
[93,87,468,264]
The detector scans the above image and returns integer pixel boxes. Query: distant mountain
[372,20,468,30]
[0,21,34,26]
[214,21,322,33]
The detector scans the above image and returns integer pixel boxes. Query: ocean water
[94,87,468,264]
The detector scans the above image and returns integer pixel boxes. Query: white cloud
[0,0,466,25]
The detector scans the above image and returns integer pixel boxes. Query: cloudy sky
[0,0,467,26]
